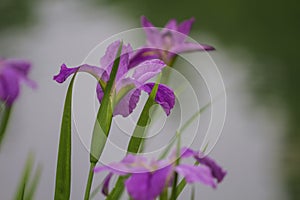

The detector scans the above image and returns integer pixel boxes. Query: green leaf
[54,73,77,200]
[127,77,160,154]
[24,163,43,200]
[90,41,123,163]
[84,42,123,200]
[14,153,34,200]
[159,101,211,160]
[0,104,12,147]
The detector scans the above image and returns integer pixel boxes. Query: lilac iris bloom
[94,147,226,200]
[129,16,215,67]
[0,58,35,106]
[53,41,175,117]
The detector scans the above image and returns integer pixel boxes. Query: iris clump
[53,15,225,200]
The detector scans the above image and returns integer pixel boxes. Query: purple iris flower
[129,16,215,67]
[0,58,35,106]
[53,41,175,117]
[94,147,226,200]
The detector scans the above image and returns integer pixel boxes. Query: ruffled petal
[140,83,175,116]
[132,59,165,83]
[175,164,216,188]
[177,147,227,183]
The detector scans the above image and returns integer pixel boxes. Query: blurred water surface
[0,0,291,199]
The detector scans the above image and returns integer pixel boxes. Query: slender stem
[84,162,96,200]
[0,105,12,147]
[170,132,181,200]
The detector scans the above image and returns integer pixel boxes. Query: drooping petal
[0,59,35,105]
[0,68,20,105]
[53,63,107,83]
[102,173,113,196]
[175,164,216,188]
[125,173,152,200]
[195,156,227,183]
[125,166,171,200]
[140,83,175,116]
[132,59,166,83]
[113,88,141,117]
[171,42,215,54]
[177,147,227,183]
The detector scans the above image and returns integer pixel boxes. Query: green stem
[170,132,181,200]
[84,162,96,200]
[0,105,12,147]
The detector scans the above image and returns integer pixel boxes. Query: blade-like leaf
[0,104,12,147]
[54,73,77,200]
[14,153,34,200]
[90,41,123,163]
[24,163,43,200]
[84,42,123,200]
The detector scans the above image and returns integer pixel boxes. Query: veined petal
[128,48,161,69]
[141,83,175,116]
[113,88,141,117]
[171,42,215,54]
[132,59,166,83]
[100,41,132,81]
[175,164,216,188]
[195,156,227,183]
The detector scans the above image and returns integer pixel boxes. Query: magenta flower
[94,147,226,200]
[129,16,215,67]
[0,58,35,106]
[53,41,175,117]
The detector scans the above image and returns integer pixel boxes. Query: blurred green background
[0,0,299,199]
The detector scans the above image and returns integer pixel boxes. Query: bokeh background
[0,0,299,199]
